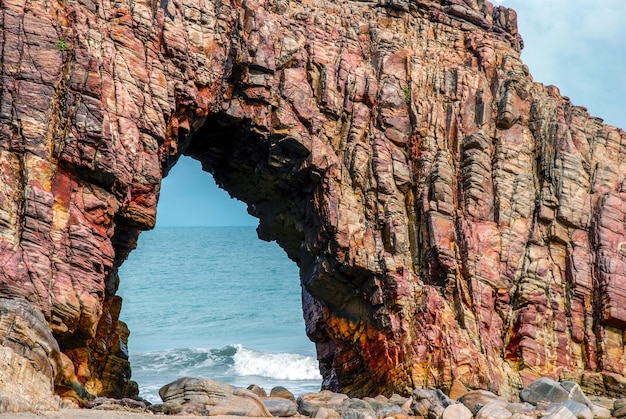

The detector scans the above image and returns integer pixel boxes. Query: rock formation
[1,0,626,409]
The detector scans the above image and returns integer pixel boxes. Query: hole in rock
[117,156,321,403]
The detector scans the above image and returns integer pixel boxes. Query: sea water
[117,226,322,403]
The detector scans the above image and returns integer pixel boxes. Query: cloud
[504,0,626,128]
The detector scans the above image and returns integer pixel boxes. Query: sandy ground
[1,412,279,419]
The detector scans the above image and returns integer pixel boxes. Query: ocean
[117,226,322,403]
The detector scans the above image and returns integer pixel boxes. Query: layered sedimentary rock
[1,0,626,408]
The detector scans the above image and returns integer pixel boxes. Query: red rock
[2,0,626,409]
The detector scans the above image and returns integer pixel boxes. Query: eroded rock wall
[1,0,626,407]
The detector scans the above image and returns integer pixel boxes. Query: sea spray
[131,345,322,403]
[231,344,322,380]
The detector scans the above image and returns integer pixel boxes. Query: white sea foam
[131,345,322,403]
[231,344,322,380]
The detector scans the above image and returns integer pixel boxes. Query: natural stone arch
[2,0,626,411]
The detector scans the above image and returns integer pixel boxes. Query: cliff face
[1,0,626,408]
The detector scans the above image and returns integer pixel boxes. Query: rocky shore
[4,0,626,410]
[5,375,626,419]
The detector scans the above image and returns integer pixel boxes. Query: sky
[156,1,626,227]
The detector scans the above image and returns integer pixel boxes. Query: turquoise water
[117,226,321,402]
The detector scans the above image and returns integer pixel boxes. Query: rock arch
[2,0,626,410]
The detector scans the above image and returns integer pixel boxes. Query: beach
[4,412,277,419]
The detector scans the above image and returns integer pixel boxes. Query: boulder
[520,378,571,404]
[560,381,588,404]
[442,403,473,419]
[586,403,611,419]
[343,407,377,419]
[342,398,379,419]
[543,401,592,419]
[506,402,535,414]
[248,384,268,398]
[542,405,577,419]
[270,386,296,400]
[475,402,513,419]
[0,298,63,412]
[263,397,298,417]
[157,377,272,417]
[314,406,342,419]
[448,379,468,400]
[410,389,453,418]
[614,399,626,418]
[88,397,148,412]
[298,391,349,417]
[458,390,508,414]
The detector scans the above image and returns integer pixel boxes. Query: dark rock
[520,378,571,404]
[89,397,148,412]
[263,397,298,417]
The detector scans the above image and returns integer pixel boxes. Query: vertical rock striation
[1,0,626,408]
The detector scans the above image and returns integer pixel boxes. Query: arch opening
[117,156,321,403]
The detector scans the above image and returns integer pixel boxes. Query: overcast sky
[156,1,626,227]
